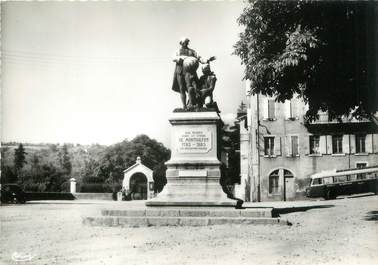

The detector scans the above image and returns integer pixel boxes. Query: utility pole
[256,93,261,202]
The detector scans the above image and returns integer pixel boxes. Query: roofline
[311,166,378,179]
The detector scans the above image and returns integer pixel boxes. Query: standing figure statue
[172,37,215,110]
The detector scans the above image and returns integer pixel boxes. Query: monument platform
[146,111,237,207]
[82,207,288,227]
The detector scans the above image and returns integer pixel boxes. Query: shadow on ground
[333,193,377,200]
[270,205,335,217]
[364,211,378,221]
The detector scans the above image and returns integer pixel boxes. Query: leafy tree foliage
[234,1,377,120]
[14,144,27,173]
[221,117,240,186]
[237,101,247,116]
[18,163,67,192]
[1,136,170,193]
[1,165,17,184]
[1,142,106,191]
[95,135,170,192]
[59,144,72,175]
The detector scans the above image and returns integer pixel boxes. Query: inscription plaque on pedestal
[176,128,212,154]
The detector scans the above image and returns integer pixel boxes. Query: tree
[1,165,17,184]
[14,144,27,173]
[234,1,378,121]
[220,116,240,186]
[95,135,170,192]
[60,144,72,175]
[237,101,247,117]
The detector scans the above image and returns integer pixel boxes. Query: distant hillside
[1,135,170,193]
[1,142,107,184]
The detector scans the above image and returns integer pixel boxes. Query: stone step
[101,208,273,218]
[83,216,287,227]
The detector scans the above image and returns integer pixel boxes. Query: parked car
[1,184,27,204]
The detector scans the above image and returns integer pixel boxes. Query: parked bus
[306,166,378,200]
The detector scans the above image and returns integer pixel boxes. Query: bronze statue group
[172,37,218,111]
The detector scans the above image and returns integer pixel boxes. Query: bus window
[366,172,376,179]
[323,177,333,184]
[349,174,357,181]
[312,178,322,186]
[357,173,366,180]
[334,176,347,183]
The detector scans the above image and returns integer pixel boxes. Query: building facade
[235,81,378,202]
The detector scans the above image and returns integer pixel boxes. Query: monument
[82,39,281,227]
[146,38,241,207]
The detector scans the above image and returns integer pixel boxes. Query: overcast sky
[1,1,246,147]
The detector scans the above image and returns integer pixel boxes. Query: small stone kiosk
[123,157,155,200]
[146,110,236,206]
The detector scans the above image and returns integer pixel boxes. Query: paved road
[1,195,377,265]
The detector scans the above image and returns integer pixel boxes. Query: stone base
[145,198,236,207]
[145,181,237,207]
[82,207,288,227]
[146,161,236,207]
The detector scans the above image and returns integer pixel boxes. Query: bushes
[60,181,71,192]
[78,183,115,193]
[25,192,75,201]
[21,182,47,192]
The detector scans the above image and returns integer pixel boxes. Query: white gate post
[70,178,76,194]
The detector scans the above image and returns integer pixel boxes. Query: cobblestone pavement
[1,195,377,265]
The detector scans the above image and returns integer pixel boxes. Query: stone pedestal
[146,111,236,207]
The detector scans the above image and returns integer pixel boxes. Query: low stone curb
[82,216,288,227]
[100,208,273,218]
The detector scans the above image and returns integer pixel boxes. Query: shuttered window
[269,170,279,193]
[332,135,343,154]
[309,135,320,154]
[264,137,274,156]
[356,163,367,179]
[356,134,366,153]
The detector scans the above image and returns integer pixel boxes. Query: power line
[3,49,168,66]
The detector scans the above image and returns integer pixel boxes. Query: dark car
[1,184,27,204]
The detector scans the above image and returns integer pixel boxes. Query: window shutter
[373,134,378,153]
[342,135,350,154]
[292,136,299,156]
[320,136,327,154]
[326,135,333,154]
[246,108,251,128]
[366,134,373,153]
[350,135,356,154]
[284,101,291,119]
[259,140,265,156]
[261,97,268,120]
[285,136,291,156]
[304,135,310,155]
[260,136,266,156]
[274,136,281,156]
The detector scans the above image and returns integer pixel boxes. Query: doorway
[283,169,295,201]
[129,172,148,200]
